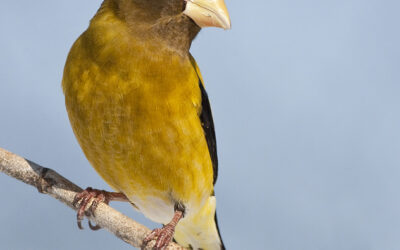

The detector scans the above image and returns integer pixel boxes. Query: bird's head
[116,0,230,30]
[107,0,230,53]
[144,0,231,29]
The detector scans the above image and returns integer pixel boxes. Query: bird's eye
[182,0,187,11]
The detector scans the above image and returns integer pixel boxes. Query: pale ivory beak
[184,0,231,30]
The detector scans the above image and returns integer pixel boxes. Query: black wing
[198,79,219,185]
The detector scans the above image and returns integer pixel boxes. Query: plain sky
[1,0,400,249]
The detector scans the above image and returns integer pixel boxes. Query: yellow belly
[62,29,213,223]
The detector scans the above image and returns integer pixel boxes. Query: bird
[62,0,230,249]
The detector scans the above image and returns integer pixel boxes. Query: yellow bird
[62,0,230,249]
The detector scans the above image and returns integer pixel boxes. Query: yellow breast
[62,10,213,221]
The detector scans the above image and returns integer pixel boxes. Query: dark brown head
[107,0,230,54]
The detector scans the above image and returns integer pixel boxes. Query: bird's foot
[143,225,175,250]
[142,209,184,250]
[72,187,128,230]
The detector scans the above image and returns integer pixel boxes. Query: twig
[0,147,185,250]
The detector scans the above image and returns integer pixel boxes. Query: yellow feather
[63,3,222,249]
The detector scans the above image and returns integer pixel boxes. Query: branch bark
[0,147,185,250]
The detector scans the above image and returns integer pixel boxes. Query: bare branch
[0,147,185,250]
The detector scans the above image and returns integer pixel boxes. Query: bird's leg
[72,187,129,230]
[142,203,185,250]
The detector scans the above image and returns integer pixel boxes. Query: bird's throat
[150,14,201,56]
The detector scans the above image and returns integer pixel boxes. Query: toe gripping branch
[142,202,186,250]
[72,187,128,230]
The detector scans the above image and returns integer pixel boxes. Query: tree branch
[0,147,185,250]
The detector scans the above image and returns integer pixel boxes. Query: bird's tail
[174,196,225,250]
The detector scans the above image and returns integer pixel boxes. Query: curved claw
[88,220,102,231]
[73,187,110,230]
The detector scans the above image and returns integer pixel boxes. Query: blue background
[1,1,400,249]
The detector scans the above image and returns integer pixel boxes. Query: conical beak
[183,0,231,30]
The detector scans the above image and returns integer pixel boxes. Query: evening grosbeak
[62,0,230,249]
